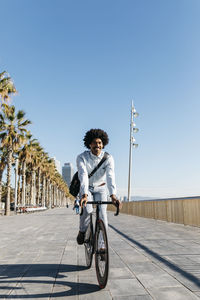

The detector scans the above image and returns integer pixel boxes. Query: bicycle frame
[89,201,119,249]
[81,200,120,288]
[81,200,119,252]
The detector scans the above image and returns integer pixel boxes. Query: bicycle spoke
[95,220,109,289]
[84,214,93,268]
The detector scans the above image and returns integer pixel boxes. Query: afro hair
[83,129,109,149]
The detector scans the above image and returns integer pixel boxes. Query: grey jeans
[79,185,108,232]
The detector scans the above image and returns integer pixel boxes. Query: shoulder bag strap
[88,152,109,178]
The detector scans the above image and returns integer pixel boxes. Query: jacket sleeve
[76,154,89,196]
[106,155,117,196]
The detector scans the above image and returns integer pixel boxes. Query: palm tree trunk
[0,171,3,208]
[37,168,41,205]
[52,184,55,207]
[46,178,49,208]
[5,146,12,216]
[57,186,59,207]
[46,178,48,207]
[55,186,57,206]
[14,158,19,211]
[31,170,36,205]
[41,174,46,207]
[17,172,21,205]
[49,180,52,209]
[53,185,55,207]
[53,185,55,206]
[59,189,61,207]
[21,161,26,206]
[27,183,30,205]
[61,191,63,207]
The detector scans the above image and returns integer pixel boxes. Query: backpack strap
[88,152,109,178]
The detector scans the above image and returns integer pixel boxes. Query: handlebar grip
[80,200,86,216]
[114,202,120,216]
[80,206,84,216]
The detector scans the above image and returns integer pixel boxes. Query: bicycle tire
[95,219,109,289]
[84,214,93,268]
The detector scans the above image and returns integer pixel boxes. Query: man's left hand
[110,194,122,209]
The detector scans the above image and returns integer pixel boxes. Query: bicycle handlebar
[80,201,120,216]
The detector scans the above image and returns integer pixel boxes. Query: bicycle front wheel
[84,214,93,268]
[95,219,109,289]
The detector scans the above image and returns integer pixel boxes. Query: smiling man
[76,128,119,245]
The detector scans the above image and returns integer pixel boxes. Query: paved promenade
[1,207,200,299]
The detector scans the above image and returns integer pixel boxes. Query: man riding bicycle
[76,128,120,245]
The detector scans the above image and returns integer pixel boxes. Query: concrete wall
[108,196,200,227]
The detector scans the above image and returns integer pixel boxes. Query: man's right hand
[80,194,88,207]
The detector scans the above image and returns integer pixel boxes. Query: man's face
[89,138,103,156]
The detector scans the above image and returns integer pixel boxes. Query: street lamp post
[127,101,139,202]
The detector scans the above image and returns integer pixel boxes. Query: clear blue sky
[1,0,200,198]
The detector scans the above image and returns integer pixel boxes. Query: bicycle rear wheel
[95,219,109,289]
[84,214,93,268]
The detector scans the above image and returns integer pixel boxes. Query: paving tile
[113,296,152,300]
[128,262,164,276]
[79,290,112,299]
[119,254,150,264]
[137,273,181,289]
[109,267,135,279]
[172,274,200,292]
[108,278,146,296]
[149,287,200,300]
[195,292,200,298]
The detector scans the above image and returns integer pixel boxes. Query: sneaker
[77,231,85,245]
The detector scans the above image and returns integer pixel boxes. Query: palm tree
[40,152,49,207]
[0,71,16,103]
[18,135,38,206]
[26,141,41,206]
[39,154,69,208]
[34,146,46,206]
[0,104,31,215]
[45,158,56,208]
[52,171,70,207]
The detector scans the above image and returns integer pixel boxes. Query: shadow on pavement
[0,264,100,298]
[109,224,200,288]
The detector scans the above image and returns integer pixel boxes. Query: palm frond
[19,120,31,127]
[16,110,25,120]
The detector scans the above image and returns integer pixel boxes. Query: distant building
[62,163,74,187]
[53,157,61,174]
[119,196,124,202]
[123,196,128,202]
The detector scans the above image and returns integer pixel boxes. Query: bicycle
[80,200,120,289]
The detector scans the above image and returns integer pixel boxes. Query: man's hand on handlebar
[81,194,88,207]
[110,194,122,210]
